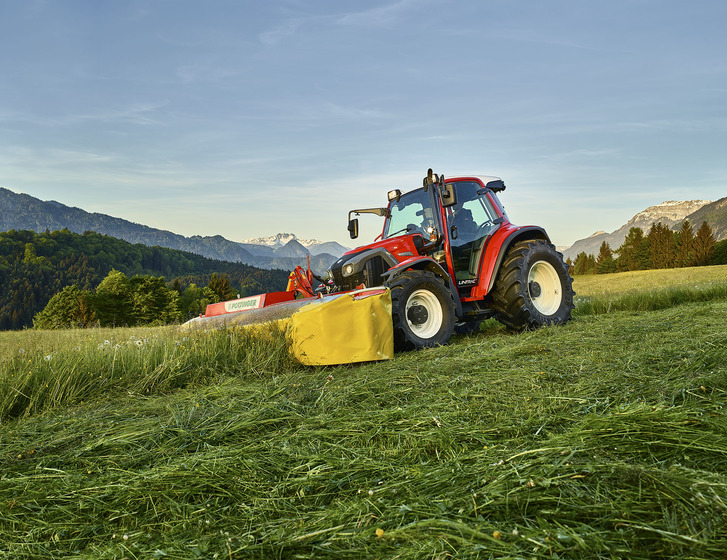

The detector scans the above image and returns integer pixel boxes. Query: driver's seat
[451,208,477,241]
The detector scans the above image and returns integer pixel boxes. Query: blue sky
[2,0,726,248]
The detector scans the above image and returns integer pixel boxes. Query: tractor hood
[330,233,426,290]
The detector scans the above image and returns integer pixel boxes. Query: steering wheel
[388,224,420,237]
[406,223,423,235]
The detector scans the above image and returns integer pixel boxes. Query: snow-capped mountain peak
[238,233,350,259]
[240,232,318,248]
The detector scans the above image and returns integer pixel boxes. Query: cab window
[384,188,436,238]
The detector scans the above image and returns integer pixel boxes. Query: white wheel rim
[405,289,443,339]
[528,261,563,316]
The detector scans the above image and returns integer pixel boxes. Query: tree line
[570,220,726,275]
[0,229,290,330]
[33,269,242,329]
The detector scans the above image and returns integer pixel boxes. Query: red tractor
[324,169,575,350]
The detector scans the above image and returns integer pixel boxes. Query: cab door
[446,182,502,288]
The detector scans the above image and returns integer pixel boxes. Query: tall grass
[573,264,727,316]
[574,282,727,315]
[573,264,727,297]
[0,325,294,421]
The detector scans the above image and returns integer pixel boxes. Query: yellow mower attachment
[182,288,393,366]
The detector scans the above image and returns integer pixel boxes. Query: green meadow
[1,265,726,559]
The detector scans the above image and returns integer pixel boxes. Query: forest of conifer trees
[570,220,726,275]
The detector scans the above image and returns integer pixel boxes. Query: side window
[461,197,498,229]
[448,182,499,243]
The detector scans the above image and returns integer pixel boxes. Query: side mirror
[440,183,457,207]
[348,218,359,239]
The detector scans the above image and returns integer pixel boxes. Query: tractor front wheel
[386,270,456,351]
[492,240,575,330]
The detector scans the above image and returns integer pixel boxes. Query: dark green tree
[94,269,133,327]
[692,221,716,266]
[208,272,235,302]
[33,285,95,329]
[647,222,675,269]
[615,227,647,272]
[572,252,596,275]
[713,239,727,265]
[596,241,616,274]
[129,276,181,325]
[675,220,694,268]
[179,283,217,320]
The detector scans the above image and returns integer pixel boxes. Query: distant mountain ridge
[563,198,727,260]
[239,232,349,258]
[0,187,348,274]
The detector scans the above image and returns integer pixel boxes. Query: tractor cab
[380,176,510,289]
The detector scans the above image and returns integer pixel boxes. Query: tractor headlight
[343,264,354,276]
[387,189,402,202]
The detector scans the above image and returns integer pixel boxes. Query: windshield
[383,188,437,239]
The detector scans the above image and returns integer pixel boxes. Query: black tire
[386,269,456,351]
[492,239,575,330]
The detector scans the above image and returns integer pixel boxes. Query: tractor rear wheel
[386,270,456,351]
[492,239,574,330]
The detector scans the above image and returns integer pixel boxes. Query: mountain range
[0,187,348,274]
[562,198,727,260]
[3,186,725,268]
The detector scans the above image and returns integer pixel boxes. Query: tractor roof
[448,175,505,192]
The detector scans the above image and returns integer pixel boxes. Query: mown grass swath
[1,266,726,559]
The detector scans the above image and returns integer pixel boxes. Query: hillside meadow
[1,265,726,559]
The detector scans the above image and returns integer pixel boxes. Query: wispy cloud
[0,146,113,167]
[175,64,240,85]
[258,18,304,47]
[257,0,427,47]
[335,0,424,28]
[0,103,167,128]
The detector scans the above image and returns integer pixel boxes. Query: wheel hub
[529,281,542,298]
[404,288,444,339]
[527,261,563,316]
[407,304,429,325]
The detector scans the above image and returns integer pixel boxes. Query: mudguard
[485,226,549,293]
[382,256,463,318]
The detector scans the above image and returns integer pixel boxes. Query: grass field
[1,266,726,559]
